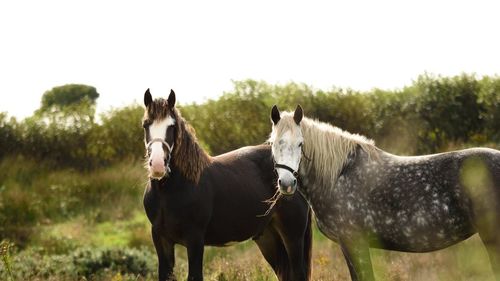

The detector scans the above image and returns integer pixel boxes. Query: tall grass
[0,156,146,246]
[0,240,14,281]
[0,157,497,280]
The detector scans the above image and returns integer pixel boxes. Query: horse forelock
[269,112,302,143]
[272,113,378,188]
[171,108,211,184]
[144,98,173,121]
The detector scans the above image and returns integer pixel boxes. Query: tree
[36,84,99,126]
[39,84,99,112]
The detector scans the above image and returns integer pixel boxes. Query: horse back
[199,145,279,243]
[328,146,500,252]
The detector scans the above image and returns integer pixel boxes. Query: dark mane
[171,107,211,184]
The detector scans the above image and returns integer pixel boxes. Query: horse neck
[298,119,366,193]
[172,118,211,184]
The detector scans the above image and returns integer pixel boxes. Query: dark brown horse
[142,89,312,281]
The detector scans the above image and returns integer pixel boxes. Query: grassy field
[162,229,496,281]
[0,158,497,280]
[2,226,496,281]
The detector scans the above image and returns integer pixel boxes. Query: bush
[0,246,155,280]
[0,113,21,159]
[72,247,155,278]
[2,73,500,165]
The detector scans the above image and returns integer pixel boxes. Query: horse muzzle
[149,157,171,180]
[278,178,297,195]
[274,163,299,195]
[147,138,174,180]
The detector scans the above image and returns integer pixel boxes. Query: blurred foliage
[413,74,484,152]
[184,74,500,155]
[39,84,99,113]
[36,84,100,131]
[1,74,500,169]
[0,113,20,159]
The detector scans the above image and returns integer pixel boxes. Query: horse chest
[301,185,347,240]
[143,183,211,243]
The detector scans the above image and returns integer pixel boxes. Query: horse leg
[152,227,176,281]
[481,238,500,280]
[279,230,307,281]
[254,226,290,281]
[274,217,311,281]
[477,214,500,280]
[340,239,375,281]
[186,237,205,281]
[472,183,500,279]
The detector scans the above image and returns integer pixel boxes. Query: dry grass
[161,232,495,281]
[3,218,496,280]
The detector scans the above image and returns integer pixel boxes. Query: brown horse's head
[142,89,210,183]
[143,89,176,179]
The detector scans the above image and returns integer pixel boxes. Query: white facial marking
[149,116,175,140]
[272,130,303,185]
[148,116,175,178]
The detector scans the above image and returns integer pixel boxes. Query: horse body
[269,106,500,281]
[143,91,312,281]
[144,146,311,281]
[144,145,300,246]
[304,147,500,253]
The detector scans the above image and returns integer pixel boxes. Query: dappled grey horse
[269,105,500,281]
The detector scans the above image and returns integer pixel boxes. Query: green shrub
[72,247,155,278]
[3,74,500,163]
[0,246,155,280]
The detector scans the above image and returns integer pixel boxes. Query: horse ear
[144,88,153,107]
[293,105,303,125]
[271,105,281,125]
[168,89,176,109]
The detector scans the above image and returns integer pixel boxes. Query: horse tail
[304,208,313,280]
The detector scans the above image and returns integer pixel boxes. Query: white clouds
[0,0,499,119]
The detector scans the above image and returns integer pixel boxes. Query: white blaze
[271,130,302,188]
[148,116,175,178]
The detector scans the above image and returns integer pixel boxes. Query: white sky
[1,0,499,119]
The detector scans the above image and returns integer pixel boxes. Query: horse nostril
[164,158,167,166]
[293,179,297,186]
[149,159,152,166]
[278,179,282,186]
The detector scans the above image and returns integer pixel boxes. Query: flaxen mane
[171,107,211,184]
[271,112,378,188]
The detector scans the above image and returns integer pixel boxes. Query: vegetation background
[1,73,500,280]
